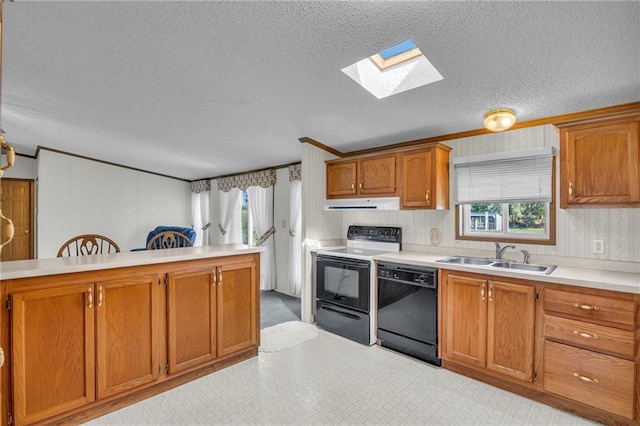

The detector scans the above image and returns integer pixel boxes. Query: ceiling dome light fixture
[483,109,516,132]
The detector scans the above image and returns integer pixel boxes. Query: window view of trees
[469,202,546,234]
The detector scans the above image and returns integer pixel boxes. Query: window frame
[455,157,556,245]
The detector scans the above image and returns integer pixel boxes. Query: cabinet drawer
[543,341,635,419]
[544,314,635,358]
[544,289,635,327]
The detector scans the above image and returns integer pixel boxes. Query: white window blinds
[454,147,555,204]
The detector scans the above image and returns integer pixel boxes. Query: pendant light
[484,109,516,132]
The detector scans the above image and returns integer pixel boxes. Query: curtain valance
[190,179,211,193]
[289,164,302,181]
[217,169,277,192]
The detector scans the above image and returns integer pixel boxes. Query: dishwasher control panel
[377,263,437,288]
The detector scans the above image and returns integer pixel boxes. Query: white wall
[1,154,36,179]
[37,150,191,258]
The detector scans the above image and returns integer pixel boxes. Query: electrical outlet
[593,239,604,254]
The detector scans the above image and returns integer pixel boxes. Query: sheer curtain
[190,180,210,246]
[247,185,276,290]
[288,179,302,296]
[218,188,242,244]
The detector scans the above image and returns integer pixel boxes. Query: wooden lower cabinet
[11,284,96,425]
[441,271,640,425]
[217,261,258,357]
[96,275,160,399]
[2,253,260,426]
[442,271,535,383]
[544,340,635,419]
[167,268,217,374]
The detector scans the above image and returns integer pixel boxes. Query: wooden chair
[146,231,193,250]
[57,234,121,257]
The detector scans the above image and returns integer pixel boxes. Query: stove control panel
[347,226,402,244]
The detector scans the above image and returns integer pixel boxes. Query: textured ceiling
[2,1,639,180]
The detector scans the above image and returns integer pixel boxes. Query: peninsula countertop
[0,244,263,281]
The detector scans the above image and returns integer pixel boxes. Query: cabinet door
[96,275,160,398]
[562,121,639,206]
[167,268,217,374]
[401,149,432,208]
[11,284,95,425]
[326,161,357,197]
[444,274,487,368]
[359,155,397,195]
[486,281,535,382]
[217,261,257,357]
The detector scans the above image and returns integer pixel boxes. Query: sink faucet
[521,250,530,264]
[494,242,516,259]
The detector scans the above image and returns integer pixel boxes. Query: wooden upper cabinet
[325,144,451,207]
[559,118,640,208]
[400,145,450,209]
[95,275,160,399]
[359,155,397,195]
[326,161,358,197]
[441,271,536,384]
[326,154,398,198]
[11,284,96,425]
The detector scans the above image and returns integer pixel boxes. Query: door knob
[25,230,30,234]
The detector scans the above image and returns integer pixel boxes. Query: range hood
[324,197,400,211]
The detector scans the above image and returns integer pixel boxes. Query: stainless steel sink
[436,256,556,274]
[490,261,556,274]
[436,256,494,266]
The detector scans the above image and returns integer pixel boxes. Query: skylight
[342,39,443,99]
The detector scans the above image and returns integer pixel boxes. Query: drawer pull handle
[573,330,598,339]
[351,182,355,192]
[425,190,430,204]
[573,303,599,311]
[573,373,599,384]
[97,286,103,307]
[87,288,93,309]
[359,181,363,192]
[568,182,574,201]
[481,283,485,301]
[488,284,493,302]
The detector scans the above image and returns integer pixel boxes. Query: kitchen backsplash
[303,125,639,263]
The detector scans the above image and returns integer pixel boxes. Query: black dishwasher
[377,263,440,366]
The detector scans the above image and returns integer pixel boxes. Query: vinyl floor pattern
[86,327,597,425]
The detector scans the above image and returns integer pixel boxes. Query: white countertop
[375,251,640,295]
[0,244,263,281]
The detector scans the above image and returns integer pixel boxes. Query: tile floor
[86,326,597,425]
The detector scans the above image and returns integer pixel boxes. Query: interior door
[0,179,34,261]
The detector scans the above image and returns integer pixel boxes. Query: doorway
[0,178,34,261]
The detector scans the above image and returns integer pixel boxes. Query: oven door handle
[320,305,362,320]
[316,255,371,268]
